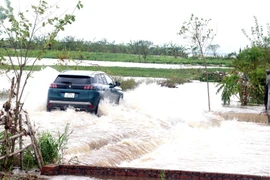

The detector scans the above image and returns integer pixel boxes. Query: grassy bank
[0,64,230,82]
[0,50,232,89]
[0,49,233,66]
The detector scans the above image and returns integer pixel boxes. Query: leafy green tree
[191,46,199,58]
[168,42,187,58]
[178,14,217,111]
[139,40,153,62]
[128,40,153,62]
[207,44,220,57]
[216,74,240,105]
[217,47,266,105]
[217,17,270,106]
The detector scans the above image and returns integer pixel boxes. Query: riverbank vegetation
[217,17,270,106]
[0,64,229,80]
[0,48,234,66]
[0,64,230,90]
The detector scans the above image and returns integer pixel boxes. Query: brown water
[1,67,270,179]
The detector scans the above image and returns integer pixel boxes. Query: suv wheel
[92,101,100,115]
[46,107,51,112]
[117,95,123,104]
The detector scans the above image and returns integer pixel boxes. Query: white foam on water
[1,67,270,176]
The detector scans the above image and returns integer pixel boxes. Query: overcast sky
[5,0,270,54]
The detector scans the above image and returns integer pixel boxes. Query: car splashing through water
[0,67,270,176]
[46,70,123,114]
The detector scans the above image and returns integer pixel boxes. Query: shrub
[200,71,226,82]
[38,131,59,164]
[158,76,188,88]
[113,77,139,91]
[0,132,13,170]
[38,124,72,165]
[23,148,37,170]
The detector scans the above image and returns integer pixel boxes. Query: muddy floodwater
[1,67,270,179]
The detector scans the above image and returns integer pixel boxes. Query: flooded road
[5,57,228,69]
[1,67,270,178]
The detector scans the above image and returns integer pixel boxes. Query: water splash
[1,67,270,176]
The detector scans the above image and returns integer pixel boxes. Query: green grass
[1,64,231,91]
[0,64,230,81]
[0,49,232,88]
[0,48,233,66]
[38,124,72,165]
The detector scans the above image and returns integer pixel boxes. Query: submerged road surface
[0,67,269,179]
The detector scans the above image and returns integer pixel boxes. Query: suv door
[101,73,122,103]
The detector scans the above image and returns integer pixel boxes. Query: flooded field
[1,67,270,179]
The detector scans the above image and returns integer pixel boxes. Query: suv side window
[104,74,114,85]
[100,74,108,85]
[95,74,106,84]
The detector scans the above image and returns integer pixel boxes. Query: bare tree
[0,0,83,169]
[242,16,270,48]
[178,14,217,111]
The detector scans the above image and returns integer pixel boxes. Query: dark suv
[46,70,123,114]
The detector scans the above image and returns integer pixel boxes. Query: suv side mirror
[115,81,121,86]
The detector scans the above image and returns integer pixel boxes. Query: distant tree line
[1,36,235,60]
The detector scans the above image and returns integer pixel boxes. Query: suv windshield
[54,75,92,84]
